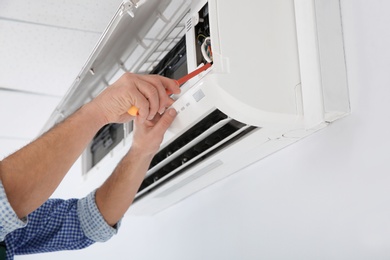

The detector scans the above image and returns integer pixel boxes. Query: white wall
[17,0,390,259]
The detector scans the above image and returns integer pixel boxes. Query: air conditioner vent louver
[154,160,223,198]
[136,109,257,198]
[149,109,227,169]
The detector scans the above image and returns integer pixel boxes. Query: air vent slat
[146,117,231,176]
[154,160,223,198]
[148,110,228,169]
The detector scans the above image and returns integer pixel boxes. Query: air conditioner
[43,0,350,215]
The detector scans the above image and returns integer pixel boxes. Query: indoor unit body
[43,0,350,215]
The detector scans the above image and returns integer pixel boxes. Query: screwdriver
[127,63,212,116]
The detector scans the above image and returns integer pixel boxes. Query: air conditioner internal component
[43,0,350,215]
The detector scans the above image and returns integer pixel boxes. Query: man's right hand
[90,73,180,125]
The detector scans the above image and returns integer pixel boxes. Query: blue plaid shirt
[0,181,120,260]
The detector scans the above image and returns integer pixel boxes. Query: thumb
[154,108,177,134]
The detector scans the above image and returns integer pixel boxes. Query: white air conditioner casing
[43,0,350,215]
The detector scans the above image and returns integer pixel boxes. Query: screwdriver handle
[127,106,139,116]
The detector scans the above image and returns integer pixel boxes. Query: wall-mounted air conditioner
[43,0,350,215]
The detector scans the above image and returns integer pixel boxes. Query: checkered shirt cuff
[77,190,121,242]
[0,180,28,241]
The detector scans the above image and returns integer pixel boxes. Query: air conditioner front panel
[201,76,304,128]
[168,71,304,130]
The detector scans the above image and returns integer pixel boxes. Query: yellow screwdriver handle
[127,106,139,116]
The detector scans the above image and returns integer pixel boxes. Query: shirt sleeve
[6,198,96,256]
[6,191,121,256]
[77,190,121,242]
[0,180,27,242]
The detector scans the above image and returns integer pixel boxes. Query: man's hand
[91,73,180,125]
[132,108,177,156]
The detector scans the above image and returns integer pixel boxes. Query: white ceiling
[0,0,123,158]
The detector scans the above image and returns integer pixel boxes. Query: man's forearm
[95,148,153,226]
[0,102,106,218]
[94,108,178,226]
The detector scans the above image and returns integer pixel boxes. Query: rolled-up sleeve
[77,190,121,242]
[0,180,27,241]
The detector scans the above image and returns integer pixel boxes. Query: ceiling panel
[0,0,123,32]
[0,20,100,96]
[0,91,60,140]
